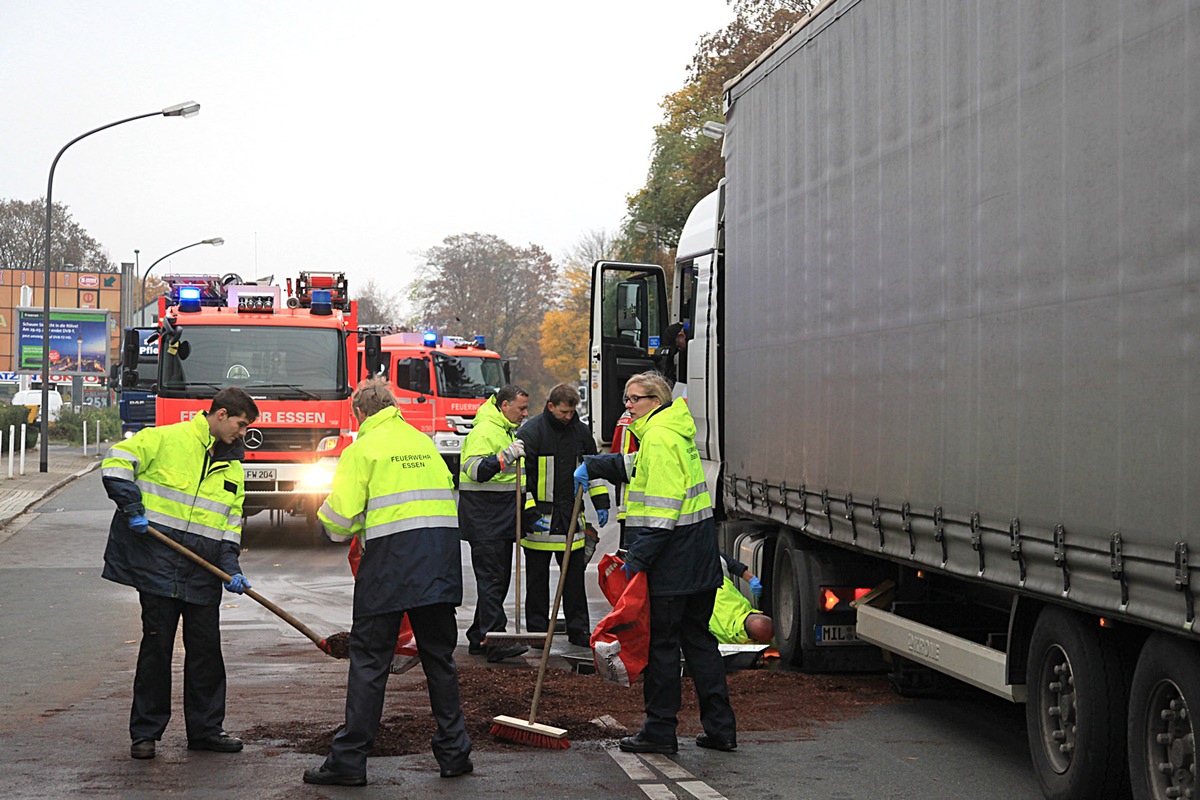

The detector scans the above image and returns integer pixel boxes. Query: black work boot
[130,739,156,759]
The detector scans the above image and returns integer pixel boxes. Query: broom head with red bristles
[490,715,570,749]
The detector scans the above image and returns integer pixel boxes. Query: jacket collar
[194,410,246,462]
[476,395,516,433]
[359,405,399,437]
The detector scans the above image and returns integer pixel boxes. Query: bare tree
[355,278,403,326]
[0,197,117,272]
[410,232,558,357]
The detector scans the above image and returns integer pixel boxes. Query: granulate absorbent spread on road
[244,660,897,756]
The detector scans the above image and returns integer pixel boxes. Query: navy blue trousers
[325,603,471,777]
[641,588,737,744]
[130,591,226,742]
[524,546,590,645]
[465,539,513,649]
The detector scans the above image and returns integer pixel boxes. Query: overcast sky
[1,1,733,308]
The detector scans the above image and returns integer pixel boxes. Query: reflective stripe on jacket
[517,408,608,552]
[100,412,245,604]
[102,412,244,544]
[459,395,519,491]
[319,406,458,543]
[619,398,721,596]
[624,402,713,533]
[318,405,462,617]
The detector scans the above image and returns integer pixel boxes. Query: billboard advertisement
[15,307,111,376]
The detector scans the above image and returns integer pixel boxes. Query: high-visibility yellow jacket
[458,395,527,542]
[592,399,721,596]
[101,411,246,604]
[709,577,763,645]
[319,405,462,617]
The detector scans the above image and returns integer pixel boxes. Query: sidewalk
[0,440,110,531]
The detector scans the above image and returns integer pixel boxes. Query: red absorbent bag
[591,553,650,687]
[348,538,420,673]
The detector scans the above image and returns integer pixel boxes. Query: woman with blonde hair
[574,371,736,754]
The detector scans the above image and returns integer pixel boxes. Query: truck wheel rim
[1144,679,1195,800]
[1036,644,1077,775]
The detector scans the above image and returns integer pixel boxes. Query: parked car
[11,388,63,422]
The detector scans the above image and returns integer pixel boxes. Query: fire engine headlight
[434,434,461,450]
[300,464,336,490]
[316,435,340,452]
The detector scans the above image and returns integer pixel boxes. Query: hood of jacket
[628,397,694,442]
[357,405,400,439]
[475,394,517,435]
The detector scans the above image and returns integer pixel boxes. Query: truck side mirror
[121,329,140,388]
[364,333,382,376]
[108,364,121,391]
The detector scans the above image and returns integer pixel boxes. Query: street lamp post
[634,222,662,255]
[140,237,225,324]
[39,101,200,473]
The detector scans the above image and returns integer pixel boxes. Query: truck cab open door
[589,261,667,447]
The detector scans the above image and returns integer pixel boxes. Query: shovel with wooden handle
[145,523,344,658]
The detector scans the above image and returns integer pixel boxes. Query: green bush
[51,406,121,445]
[0,404,40,450]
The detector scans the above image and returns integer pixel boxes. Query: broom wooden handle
[528,485,584,724]
[515,458,523,635]
[146,523,326,648]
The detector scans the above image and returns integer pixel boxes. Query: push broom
[145,524,350,659]
[489,486,585,749]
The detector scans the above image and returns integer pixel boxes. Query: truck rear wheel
[772,533,809,668]
[1128,633,1200,800]
[1025,606,1130,800]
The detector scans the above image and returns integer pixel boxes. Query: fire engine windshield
[158,326,348,400]
[433,353,505,399]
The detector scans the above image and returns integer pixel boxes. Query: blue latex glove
[749,575,763,601]
[573,462,589,496]
[224,573,251,594]
[596,509,609,527]
[532,516,551,532]
[622,561,639,580]
[127,514,149,534]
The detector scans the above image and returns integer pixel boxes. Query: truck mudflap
[855,604,1026,703]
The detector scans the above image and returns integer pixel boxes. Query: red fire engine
[359,331,508,474]
[143,271,361,541]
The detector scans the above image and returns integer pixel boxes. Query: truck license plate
[815,625,859,645]
[245,469,277,481]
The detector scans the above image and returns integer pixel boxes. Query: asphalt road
[0,474,1044,799]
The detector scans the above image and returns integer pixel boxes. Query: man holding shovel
[100,386,259,760]
[304,378,471,785]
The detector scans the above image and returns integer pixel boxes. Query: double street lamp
[39,101,201,473]
[140,237,225,325]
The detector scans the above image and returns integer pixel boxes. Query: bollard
[83,417,88,457]
[19,423,26,475]
[7,424,13,479]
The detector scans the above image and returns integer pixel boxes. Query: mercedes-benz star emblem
[244,429,264,450]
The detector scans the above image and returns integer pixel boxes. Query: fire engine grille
[244,427,339,453]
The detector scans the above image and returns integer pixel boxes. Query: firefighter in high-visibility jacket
[457,384,531,663]
[576,371,737,755]
[305,379,471,786]
[516,383,610,647]
[100,387,259,761]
